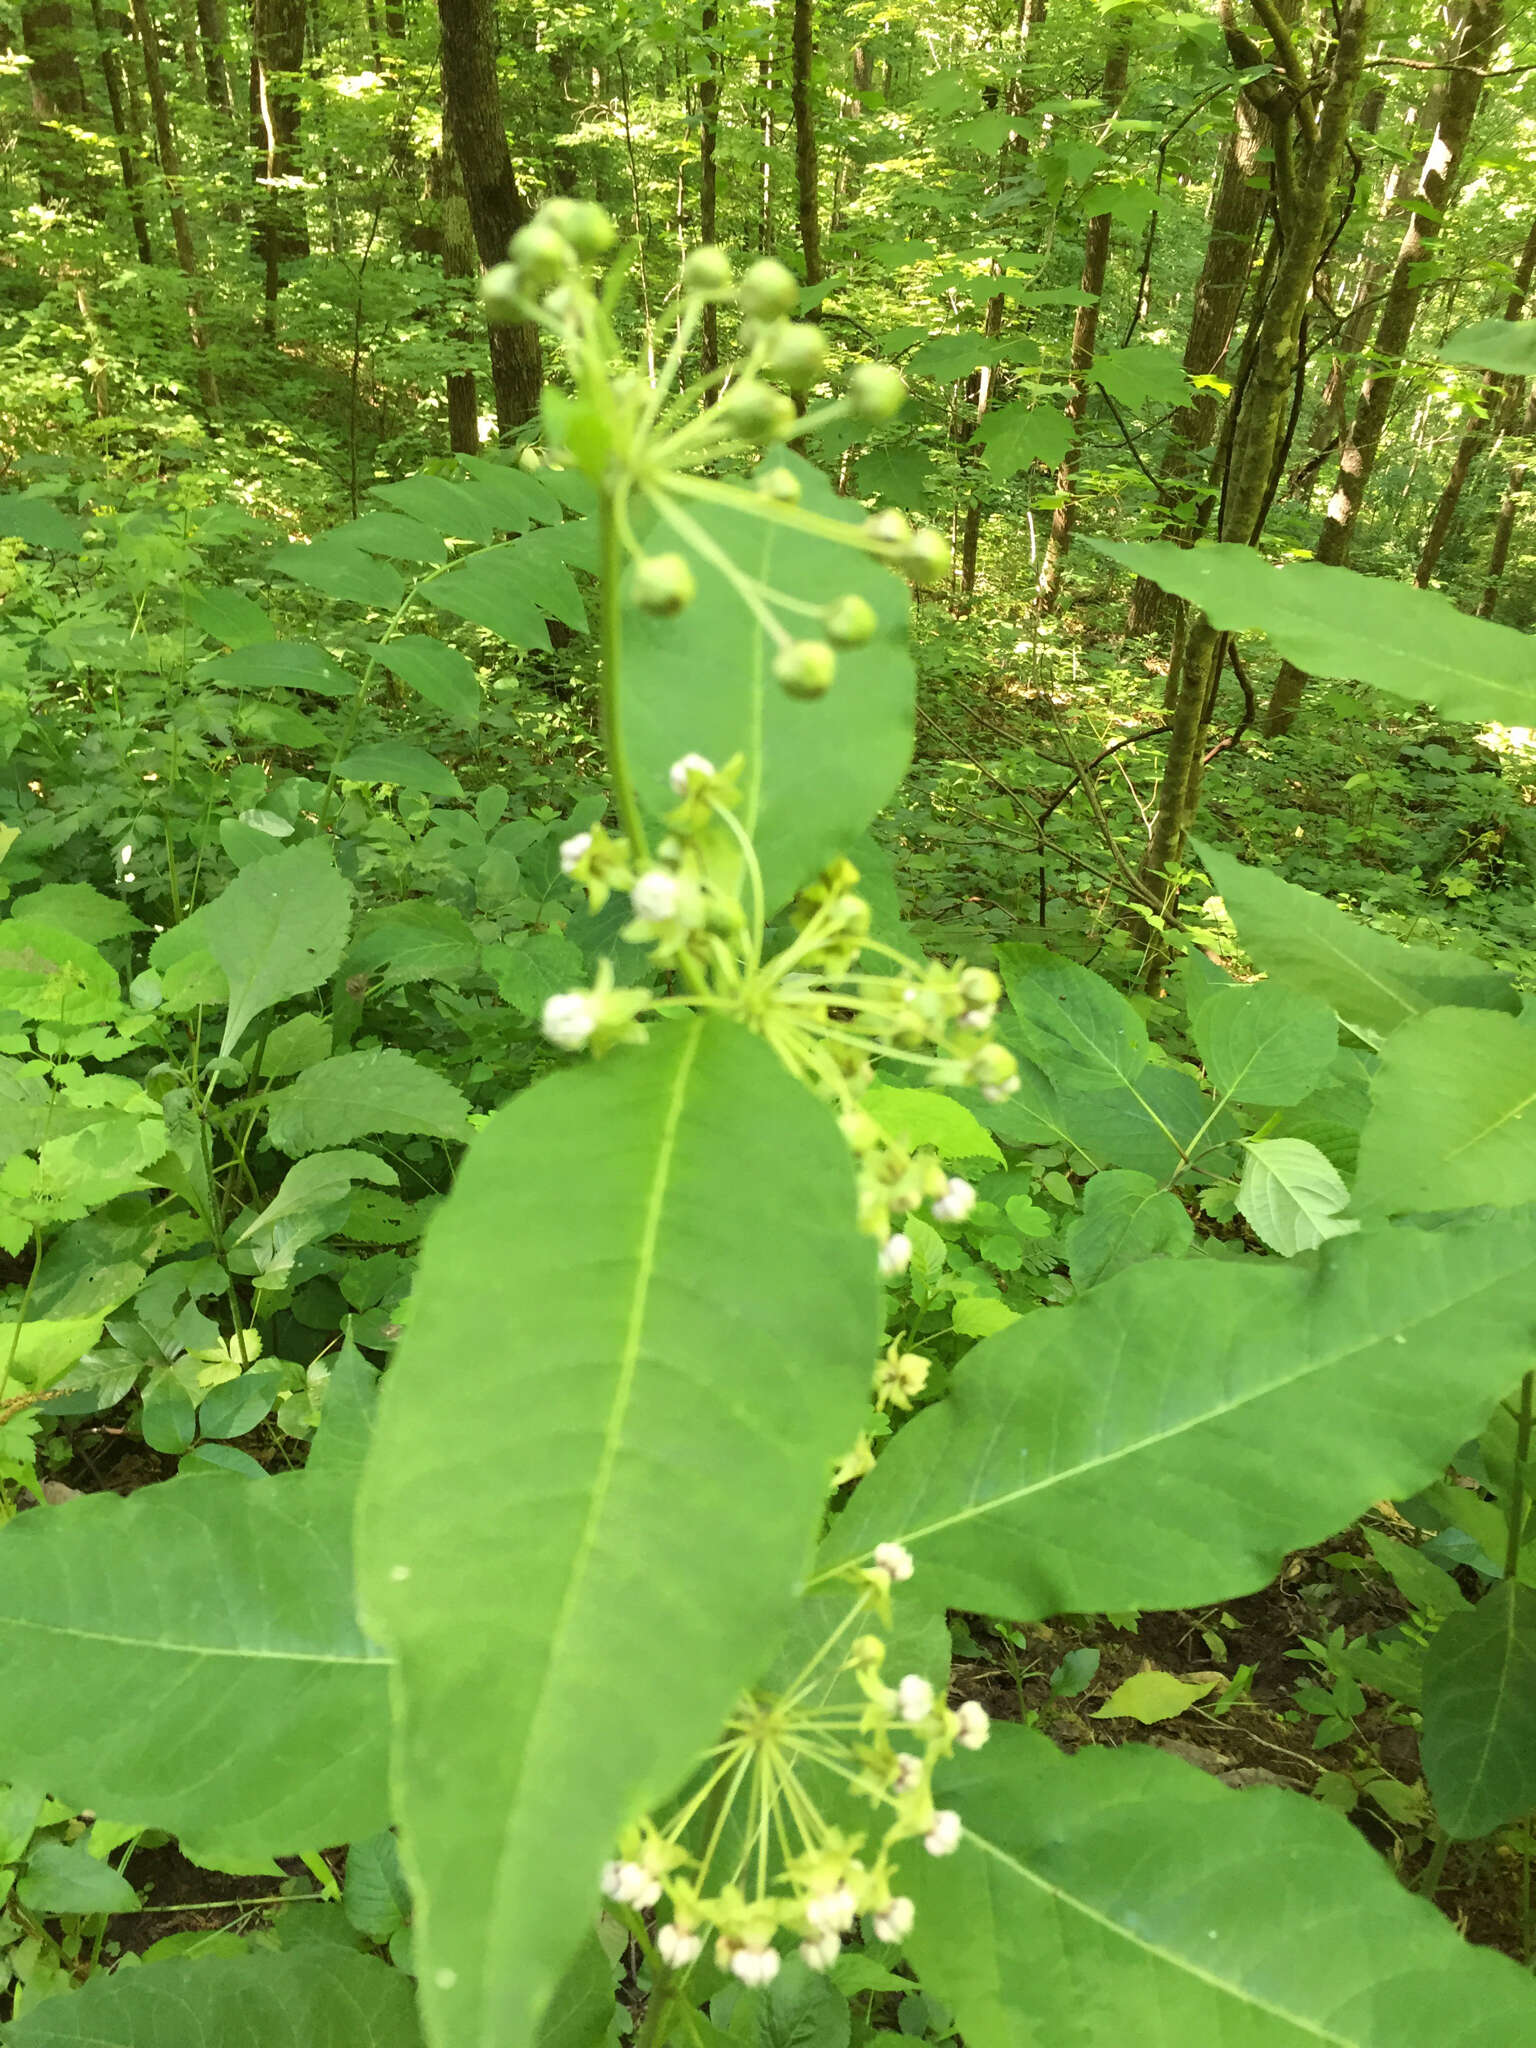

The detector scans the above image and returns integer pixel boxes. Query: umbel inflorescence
[595,1545,989,1986]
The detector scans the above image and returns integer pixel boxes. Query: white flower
[924,1809,962,1857]
[958,1005,995,1031]
[543,991,597,1050]
[599,1859,661,1908]
[931,1176,976,1224]
[872,1896,915,1945]
[631,870,683,922]
[890,1750,923,1795]
[878,1233,912,1278]
[804,1886,857,1935]
[874,1540,914,1582]
[559,831,593,874]
[954,1700,991,1750]
[657,1923,703,1969]
[800,1932,841,1973]
[980,1075,1020,1104]
[669,752,716,794]
[895,1674,935,1724]
[730,1944,782,1987]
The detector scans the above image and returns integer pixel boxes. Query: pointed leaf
[198,839,354,1057]
[1356,1009,1536,1215]
[1442,318,1536,375]
[1422,1580,1536,1840]
[997,944,1150,1092]
[357,1017,876,2048]
[335,741,463,800]
[425,549,550,648]
[1063,1168,1192,1289]
[1194,980,1338,1105]
[199,640,355,698]
[1237,1138,1359,1256]
[17,1837,140,1916]
[276,541,406,611]
[820,1213,1536,1621]
[267,1049,472,1156]
[861,1083,1002,1165]
[375,636,480,726]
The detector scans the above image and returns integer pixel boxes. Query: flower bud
[864,508,912,549]
[683,244,735,297]
[924,1809,962,1857]
[729,1944,782,1987]
[878,1232,912,1278]
[517,444,544,472]
[848,362,907,422]
[509,220,573,291]
[874,1540,915,1581]
[954,1700,991,1750]
[753,465,803,504]
[804,1886,857,1935]
[657,1923,703,1969]
[721,379,798,442]
[559,831,593,875]
[800,1932,842,1973]
[599,1859,662,1908]
[739,257,800,321]
[824,594,878,647]
[958,967,1001,1008]
[774,640,837,700]
[540,197,616,260]
[480,262,526,322]
[903,528,952,588]
[543,991,597,1051]
[969,1042,1020,1103]
[889,1752,923,1796]
[631,870,683,923]
[669,751,716,794]
[872,1896,915,1945]
[931,1176,976,1224]
[632,552,697,616]
[895,1674,935,1723]
[767,322,829,389]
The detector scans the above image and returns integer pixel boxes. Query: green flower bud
[516,444,543,473]
[480,261,527,322]
[721,379,798,442]
[739,257,801,322]
[539,197,617,260]
[864,509,912,549]
[848,362,907,422]
[957,966,1001,1008]
[509,220,574,291]
[683,244,735,298]
[766,322,829,390]
[774,639,837,699]
[753,465,803,504]
[903,528,952,588]
[632,552,697,616]
[824,594,878,648]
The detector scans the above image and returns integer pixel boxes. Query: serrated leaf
[908,1725,1536,2048]
[0,1471,389,1864]
[266,1049,471,1155]
[346,900,480,988]
[357,1017,876,2048]
[998,943,1150,1092]
[819,1213,1536,1621]
[861,1083,1003,1164]
[1237,1138,1359,1256]
[1194,980,1338,1105]
[375,635,480,726]
[1064,1168,1192,1289]
[1355,1009,1536,1215]
[0,920,120,1024]
[1092,1669,1217,1722]
[336,741,463,800]
[976,405,1075,478]
[237,1150,397,1245]
[198,839,353,1057]
[1421,1580,1536,1840]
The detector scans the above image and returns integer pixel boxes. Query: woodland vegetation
[0,0,1535,2044]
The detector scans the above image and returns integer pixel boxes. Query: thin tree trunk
[197,0,234,115]
[699,0,719,376]
[790,0,820,284]
[1478,381,1536,617]
[88,0,154,261]
[1414,212,1536,588]
[438,0,541,433]
[439,114,479,454]
[20,0,92,200]
[250,0,310,333]
[128,0,221,413]
[1265,0,1499,734]
[757,30,774,253]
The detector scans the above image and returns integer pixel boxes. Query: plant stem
[599,487,651,863]
[1416,1829,1451,1899]
[1506,1370,1534,1579]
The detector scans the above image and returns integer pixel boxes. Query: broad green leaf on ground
[356,1017,876,2048]
[728,1956,848,2048]
[861,1083,1002,1165]
[0,1471,389,1864]
[1197,845,1518,1045]
[483,932,588,1018]
[819,1211,1536,1621]
[908,1726,1536,2048]
[621,453,914,909]
[11,882,140,943]
[997,944,1150,1092]
[1355,1010,1536,1215]
[237,1150,396,1247]
[1094,540,1536,727]
[1421,1580,1536,1840]
[1194,981,1338,1105]
[374,636,480,726]
[17,1837,140,1915]
[0,1948,422,2047]
[266,1049,472,1156]
[335,742,463,801]
[199,640,355,698]
[198,839,354,1057]
[1064,1169,1192,1289]
[1441,319,1536,376]
[1237,1138,1359,1256]
[1091,1670,1218,1723]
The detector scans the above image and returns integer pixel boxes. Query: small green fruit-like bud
[864,509,912,549]
[958,966,1001,1007]
[480,261,526,321]
[540,197,617,260]
[753,465,803,504]
[766,322,829,389]
[509,220,573,290]
[848,362,907,422]
[903,528,952,588]
[774,639,837,699]
[517,444,543,473]
[683,244,735,298]
[721,380,797,441]
[824,594,878,647]
[632,552,697,616]
[739,257,801,322]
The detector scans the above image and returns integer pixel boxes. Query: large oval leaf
[1421,1579,1536,1840]
[1356,1009,1536,1214]
[820,1212,1536,1619]
[909,1725,1536,2047]
[357,1016,877,2048]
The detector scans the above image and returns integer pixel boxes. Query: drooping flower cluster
[594,1547,989,1986]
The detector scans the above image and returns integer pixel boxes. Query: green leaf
[621,452,914,909]
[977,405,1074,478]
[1094,540,1536,727]
[0,920,119,1025]
[344,1830,413,1945]
[908,1725,1536,2048]
[0,1949,422,2046]
[1237,1138,1359,1256]
[266,1049,472,1155]
[335,741,463,800]
[375,635,480,726]
[1197,845,1517,1046]
[1063,1168,1192,1289]
[17,1837,140,1916]
[1421,1580,1536,1840]
[1441,318,1536,375]
[237,1150,397,1246]
[1355,1010,1536,1215]
[183,587,274,649]
[0,1312,107,1394]
[331,511,451,565]
[730,1957,849,2048]
[345,900,480,988]
[199,640,355,699]
[1088,344,1189,411]
[276,540,406,611]
[454,455,562,531]
[997,944,1150,1092]
[11,883,140,944]
[373,473,501,544]
[1193,981,1337,1105]
[0,1471,389,1864]
[198,839,354,1057]
[861,1082,1003,1164]
[357,1017,876,2048]
[425,548,550,649]
[0,491,80,551]
[1091,1669,1218,1722]
[819,1212,1536,1621]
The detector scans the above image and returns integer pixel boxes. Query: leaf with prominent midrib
[998,943,1150,1093]
[266,1048,472,1155]
[908,1725,1536,2048]
[198,838,354,1057]
[820,1211,1536,1620]
[1355,1009,1536,1214]
[357,1016,877,2048]
[0,1470,390,1865]
[1421,1580,1536,1840]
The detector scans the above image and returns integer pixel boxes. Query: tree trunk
[438,98,479,453]
[197,0,234,115]
[128,0,221,414]
[1414,212,1536,588]
[87,0,154,261]
[790,0,820,284]
[757,32,774,254]
[1478,381,1536,617]
[698,0,719,377]
[20,0,92,199]
[1035,29,1130,610]
[1265,0,1499,734]
[250,0,309,332]
[438,0,541,434]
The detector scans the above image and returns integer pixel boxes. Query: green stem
[1506,1370,1534,1580]
[599,487,651,863]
